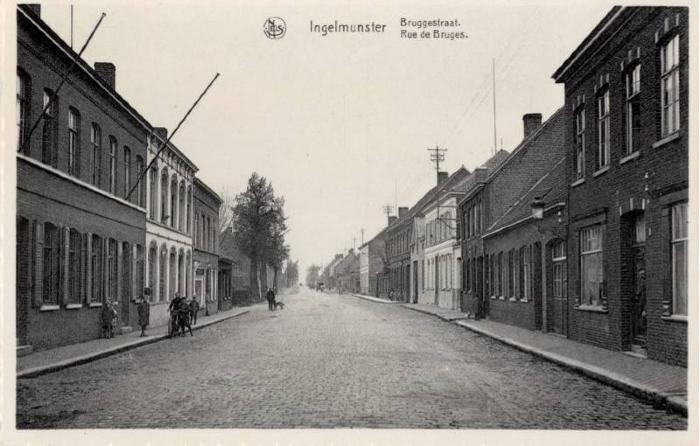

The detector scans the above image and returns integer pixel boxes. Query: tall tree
[231,173,288,300]
[306,264,321,288]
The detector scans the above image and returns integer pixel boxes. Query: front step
[119,326,134,335]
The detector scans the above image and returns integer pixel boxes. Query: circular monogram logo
[264,17,286,39]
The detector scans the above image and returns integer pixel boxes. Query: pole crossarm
[126,72,220,201]
[21,12,107,153]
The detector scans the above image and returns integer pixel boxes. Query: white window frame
[671,202,687,316]
[625,64,642,155]
[660,35,680,137]
[579,225,604,307]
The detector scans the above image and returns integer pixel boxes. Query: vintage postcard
[0,0,697,445]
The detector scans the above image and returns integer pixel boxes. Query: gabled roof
[399,166,471,225]
[552,6,627,82]
[484,156,567,237]
[485,108,564,183]
[458,149,510,205]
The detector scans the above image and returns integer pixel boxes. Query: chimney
[94,62,116,90]
[398,206,408,218]
[473,167,488,183]
[438,171,448,185]
[153,127,168,143]
[523,113,542,139]
[26,4,41,17]
[388,215,398,226]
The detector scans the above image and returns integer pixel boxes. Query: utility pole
[22,11,106,153]
[492,58,498,157]
[126,73,220,201]
[382,204,394,223]
[428,145,447,306]
[360,228,365,246]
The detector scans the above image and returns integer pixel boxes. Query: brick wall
[559,7,688,365]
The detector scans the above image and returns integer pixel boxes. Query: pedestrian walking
[266,287,276,311]
[137,288,151,337]
[100,301,117,338]
[189,296,200,325]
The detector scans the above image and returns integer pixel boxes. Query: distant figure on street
[189,296,200,325]
[266,287,276,311]
[137,288,151,337]
[100,301,117,338]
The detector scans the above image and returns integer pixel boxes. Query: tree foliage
[305,264,321,288]
[231,172,288,298]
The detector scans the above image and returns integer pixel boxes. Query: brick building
[387,207,412,301]
[193,177,222,316]
[461,111,566,323]
[553,7,688,365]
[456,149,509,314]
[16,5,149,351]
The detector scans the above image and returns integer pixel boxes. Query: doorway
[548,240,567,335]
[624,213,647,354]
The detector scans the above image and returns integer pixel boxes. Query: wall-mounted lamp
[531,196,545,220]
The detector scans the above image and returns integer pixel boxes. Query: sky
[37,0,613,273]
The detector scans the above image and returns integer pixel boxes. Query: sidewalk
[351,293,398,304]
[402,303,687,416]
[17,307,251,379]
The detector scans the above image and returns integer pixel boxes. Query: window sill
[490,295,497,300]
[592,165,610,177]
[508,297,517,302]
[519,298,529,303]
[619,151,640,165]
[88,302,103,308]
[661,314,687,323]
[498,296,505,301]
[65,303,83,310]
[39,304,60,312]
[571,178,585,188]
[652,131,680,149]
[575,304,608,313]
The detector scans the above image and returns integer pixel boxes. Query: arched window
[136,155,145,207]
[136,244,145,298]
[169,248,177,298]
[90,123,102,186]
[160,169,169,223]
[170,175,178,229]
[17,69,30,152]
[186,185,192,233]
[123,146,131,199]
[68,108,81,176]
[149,167,157,220]
[42,89,58,167]
[108,136,117,194]
[178,180,185,231]
[159,245,167,301]
[148,243,158,302]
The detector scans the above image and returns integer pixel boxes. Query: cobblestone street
[17,290,686,429]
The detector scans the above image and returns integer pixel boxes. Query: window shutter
[60,226,68,306]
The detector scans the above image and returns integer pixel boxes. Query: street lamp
[531,196,545,220]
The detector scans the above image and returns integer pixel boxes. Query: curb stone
[351,293,398,304]
[401,304,687,417]
[17,309,250,379]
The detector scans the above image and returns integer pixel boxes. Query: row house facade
[461,111,566,322]
[553,6,688,365]
[193,177,222,316]
[360,233,389,296]
[387,208,412,301]
[418,168,470,309]
[457,150,510,314]
[16,5,149,351]
[144,129,197,328]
